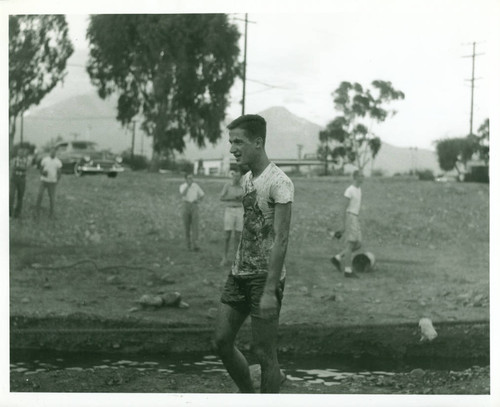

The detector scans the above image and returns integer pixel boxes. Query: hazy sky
[6,0,500,150]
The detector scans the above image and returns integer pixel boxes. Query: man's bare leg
[221,231,232,265]
[214,303,255,393]
[342,241,354,273]
[251,314,281,393]
[234,231,241,252]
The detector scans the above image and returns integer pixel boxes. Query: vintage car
[54,140,124,177]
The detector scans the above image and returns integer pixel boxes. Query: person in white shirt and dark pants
[331,169,364,278]
[179,173,205,251]
[35,148,62,219]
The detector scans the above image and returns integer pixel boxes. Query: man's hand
[259,291,278,319]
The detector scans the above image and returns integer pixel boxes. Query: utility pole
[232,14,256,115]
[409,147,418,174]
[20,110,24,144]
[131,120,136,159]
[463,42,484,135]
[297,144,303,160]
[141,130,144,156]
[241,13,248,115]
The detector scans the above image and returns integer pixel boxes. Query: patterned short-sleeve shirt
[231,162,294,279]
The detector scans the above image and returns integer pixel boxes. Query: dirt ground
[9,171,490,395]
[9,171,489,326]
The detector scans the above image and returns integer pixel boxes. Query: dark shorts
[220,274,285,319]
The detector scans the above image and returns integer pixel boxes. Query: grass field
[9,170,489,328]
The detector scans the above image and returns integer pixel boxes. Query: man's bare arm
[219,184,229,201]
[260,202,292,317]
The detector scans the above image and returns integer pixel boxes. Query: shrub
[371,169,385,177]
[416,169,435,181]
[159,158,194,174]
[123,154,149,171]
[175,159,194,174]
[464,166,489,183]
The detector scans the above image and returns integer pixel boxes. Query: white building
[193,156,231,176]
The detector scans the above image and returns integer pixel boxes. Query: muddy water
[10,349,488,387]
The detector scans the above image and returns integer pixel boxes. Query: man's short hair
[353,169,363,178]
[227,114,267,144]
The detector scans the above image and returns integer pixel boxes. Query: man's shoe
[344,272,359,278]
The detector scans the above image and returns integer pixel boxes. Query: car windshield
[72,142,97,151]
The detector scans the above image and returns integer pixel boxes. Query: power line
[247,87,277,96]
[26,116,117,121]
[246,78,290,89]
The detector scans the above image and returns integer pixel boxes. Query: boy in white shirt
[331,169,364,278]
[35,148,62,219]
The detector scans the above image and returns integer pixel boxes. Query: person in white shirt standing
[219,169,244,266]
[179,173,205,251]
[331,169,364,278]
[35,147,62,219]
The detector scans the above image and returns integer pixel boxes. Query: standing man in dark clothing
[10,147,30,218]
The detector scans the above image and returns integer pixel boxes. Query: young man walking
[179,173,205,251]
[331,169,364,277]
[214,114,294,393]
[35,147,62,219]
[219,169,244,266]
[10,146,30,219]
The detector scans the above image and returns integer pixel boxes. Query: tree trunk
[149,150,160,172]
[9,115,17,154]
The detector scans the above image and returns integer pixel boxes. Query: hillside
[180,106,322,161]
[21,93,143,155]
[181,106,440,175]
[18,92,439,175]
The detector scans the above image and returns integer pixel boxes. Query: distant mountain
[21,93,145,155]
[182,106,441,175]
[180,106,322,160]
[18,92,440,175]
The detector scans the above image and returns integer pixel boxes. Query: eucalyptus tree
[320,80,405,171]
[86,14,241,162]
[9,15,74,148]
